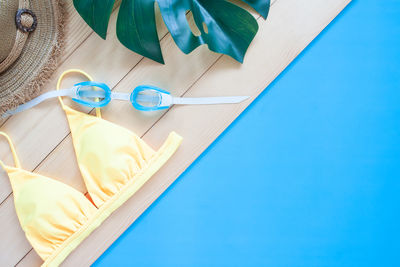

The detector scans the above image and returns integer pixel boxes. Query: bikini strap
[0,132,21,169]
[57,69,102,118]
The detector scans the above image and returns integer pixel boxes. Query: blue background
[95,0,400,266]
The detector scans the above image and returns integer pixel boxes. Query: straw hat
[0,0,64,115]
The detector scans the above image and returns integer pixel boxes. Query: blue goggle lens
[72,82,111,108]
[130,86,168,111]
[134,89,162,108]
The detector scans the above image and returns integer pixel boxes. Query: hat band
[0,0,36,73]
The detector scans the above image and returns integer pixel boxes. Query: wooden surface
[0,0,351,266]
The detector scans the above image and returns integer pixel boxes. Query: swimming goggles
[4,81,249,117]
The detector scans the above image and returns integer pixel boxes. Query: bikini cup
[0,70,182,267]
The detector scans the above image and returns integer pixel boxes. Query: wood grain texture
[0,0,350,266]
[0,1,261,266]
[0,0,257,206]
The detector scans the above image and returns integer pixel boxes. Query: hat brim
[0,0,64,115]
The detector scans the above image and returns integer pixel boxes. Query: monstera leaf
[73,0,270,64]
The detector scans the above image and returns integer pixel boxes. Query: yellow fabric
[7,167,98,260]
[63,105,157,207]
[0,132,21,168]
[0,70,182,266]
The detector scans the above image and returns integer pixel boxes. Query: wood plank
[73,0,352,265]
[0,0,257,205]
[0,0,260,222]
[0,3,168,203]
[0,0,106,199]
[0,5,174,267]
[19,0,350,265]
[0,0,350,264]
[60,1,93,63]
[0,197,32,266]
[0,0,92,202]
[1,2,263,265]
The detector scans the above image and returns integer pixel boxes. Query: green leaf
[158,0,259,63]
[117,0,163,63]
[73,0,115,39]
[73,0,270,64]
[241,0,271,18]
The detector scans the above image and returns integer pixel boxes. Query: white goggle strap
[171,96,250,105]
[110,92,131,101]
[3,88,76,118]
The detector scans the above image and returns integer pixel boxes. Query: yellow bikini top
[0,70,182,267]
